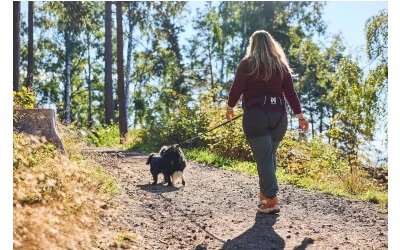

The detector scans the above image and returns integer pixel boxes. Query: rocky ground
[92,149,388,250]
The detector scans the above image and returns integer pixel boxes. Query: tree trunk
[116,1,127,143]
[13,109,66,154]
[26,1,34,89]
[319,106,324,134]
[87,31,92,128]
[307,87,315,138]
[64,28,72,125]
[125,2,135,119]
[219,19,225,99]
[240,2,247,58]
[208,37,215,101]
[13,1,21,92]
[104,1,114,125]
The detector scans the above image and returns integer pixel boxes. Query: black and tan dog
[146,144,187,186]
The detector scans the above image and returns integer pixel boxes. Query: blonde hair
[245,30,294,80]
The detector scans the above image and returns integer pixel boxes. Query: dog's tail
[146,153,156,165]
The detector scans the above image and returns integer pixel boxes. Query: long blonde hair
[245,30,294,80]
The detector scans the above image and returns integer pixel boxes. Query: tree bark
[26,1,34,89]
[125,2,135,118]
[13,1,21,92]
[13,109,66,154]
[64,28,72,125]
[87,31,92,128]
[104,1,114,125]
[116,1,127,143]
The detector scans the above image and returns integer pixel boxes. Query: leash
[175,112,306,147]
[177,113,244,146]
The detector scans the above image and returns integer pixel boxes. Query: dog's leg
[172,171,184,186]
[152,173,158,185]
[165,175,173,186]
[162,173,168,184]
[182,172,186,186]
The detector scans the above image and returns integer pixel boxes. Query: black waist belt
[242,94,285,129]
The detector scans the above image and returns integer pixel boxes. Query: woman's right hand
[296,113,309,131]
[299,118,309,131]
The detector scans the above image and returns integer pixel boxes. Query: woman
[226,30,309,214]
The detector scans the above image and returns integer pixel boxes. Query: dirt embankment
[94,149,388,250]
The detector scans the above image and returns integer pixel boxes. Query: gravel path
[94,149,388,250]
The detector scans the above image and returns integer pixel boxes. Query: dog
[146,144,187,186]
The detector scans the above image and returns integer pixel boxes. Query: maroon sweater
[227,58,302,115]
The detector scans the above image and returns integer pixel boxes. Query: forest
[13,1,387,158]
[13,0,389,191]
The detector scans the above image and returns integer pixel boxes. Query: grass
[127,142,160,153]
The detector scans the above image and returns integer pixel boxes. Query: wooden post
[13,109,66,154]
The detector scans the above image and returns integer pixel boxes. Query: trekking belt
[242,94,286,130]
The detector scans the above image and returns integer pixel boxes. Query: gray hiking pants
[242,109,288,198]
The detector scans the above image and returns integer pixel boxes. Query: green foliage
[104,179,122,195]
[129,142,160,153]
[89,167,121,195]
[277,132,348,179]
[365,8,388,147]
[44,2,98,32]
[329,57,378,156]
[13,86,36,109]
[365,9,388,63]
[363,190,388,211]
[185,147,258,175]
[86,123,121,147]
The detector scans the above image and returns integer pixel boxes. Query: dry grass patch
[13,124,133,249]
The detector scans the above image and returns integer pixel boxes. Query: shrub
[86,122,121,147]
[13,86,36,109]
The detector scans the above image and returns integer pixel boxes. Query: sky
[322,1,387,50]
[3,0,399,248]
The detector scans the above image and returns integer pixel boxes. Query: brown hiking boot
[258,196,280,214]
[259,191,268,203]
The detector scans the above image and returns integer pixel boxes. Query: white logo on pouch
[271,97,276,105]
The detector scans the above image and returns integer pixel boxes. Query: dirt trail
[95,149,388,250]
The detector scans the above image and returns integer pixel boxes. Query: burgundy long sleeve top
[227,58,302,115]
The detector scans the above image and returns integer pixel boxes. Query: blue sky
[185,1,388,53]
[322,1,388,49]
